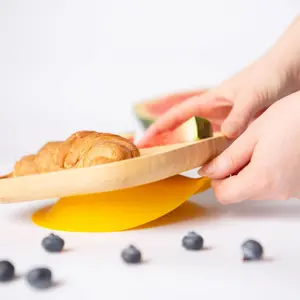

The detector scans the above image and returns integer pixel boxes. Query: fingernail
[198,163,214,176]
[199,155,229,176]
[221,122,238,138]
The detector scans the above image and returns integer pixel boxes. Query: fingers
[199,126,257,179]
[137,95,208,147]
[210,164,260,204]
[221,96,264,139]
[137,93,231,147]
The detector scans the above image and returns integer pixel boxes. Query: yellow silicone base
[32,175,211,232]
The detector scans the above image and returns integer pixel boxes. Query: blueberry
[0,260,15,282]
[242,239,263,261]
[26,268,52,289]
[42,233,65,252]
[121,245,142,264]
[182,231,204,250]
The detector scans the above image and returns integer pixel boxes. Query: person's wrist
[252,48,300,106]
[262,16,300,97]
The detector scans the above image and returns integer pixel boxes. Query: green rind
[135,113,212,140]
[138,118,153,130]
[194,117,212,139]
[133,93,213,141]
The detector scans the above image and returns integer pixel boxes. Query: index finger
[137,93,214,147]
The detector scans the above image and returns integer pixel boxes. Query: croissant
[8,131,140,177]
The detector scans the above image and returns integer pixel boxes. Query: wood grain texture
[0,133,229,203]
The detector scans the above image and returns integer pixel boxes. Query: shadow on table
[223,198,300,220]
[134,201,218,230]
[11,200,53,225]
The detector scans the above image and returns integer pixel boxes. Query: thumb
[221,97,262,138]
[211,164,258,204]
[198,126,257,179]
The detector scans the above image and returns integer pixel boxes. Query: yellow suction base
[32,175,211,232]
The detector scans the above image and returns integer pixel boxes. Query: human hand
[199,91,300,204]
[137,16,300,148]
[137,58,291,148]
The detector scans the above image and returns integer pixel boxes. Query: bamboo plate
[0,133,229,204]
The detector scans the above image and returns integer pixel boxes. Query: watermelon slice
[133,89,212,146]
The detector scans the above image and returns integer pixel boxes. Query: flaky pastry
[5,131,140,177]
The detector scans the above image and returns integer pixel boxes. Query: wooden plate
[0,133,229,203]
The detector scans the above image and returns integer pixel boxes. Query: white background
[0,0,299,166]
[1,1,300,299]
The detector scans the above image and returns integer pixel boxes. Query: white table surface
[0,168,300,300]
